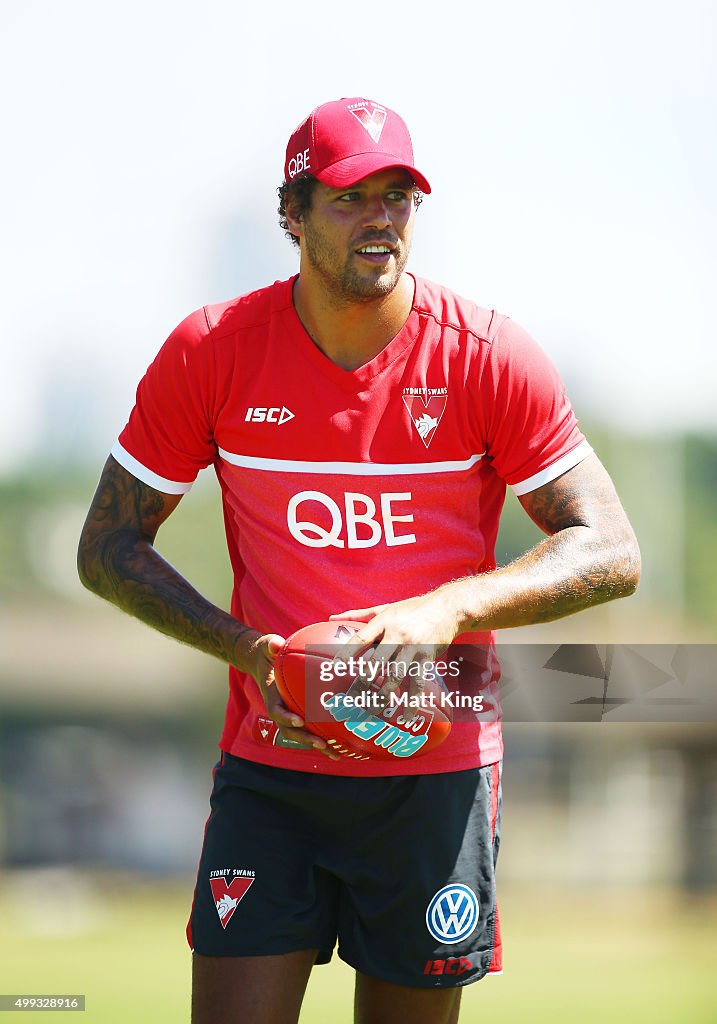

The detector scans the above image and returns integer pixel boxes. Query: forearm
[331,457,641,659]
[444,522,641,633]
[77,531,259,672]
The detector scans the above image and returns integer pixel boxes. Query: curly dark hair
[277,174,320,248]
[277,174,424,248]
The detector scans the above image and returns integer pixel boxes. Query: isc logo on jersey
[288,491,415,549]
[245,406,295,425]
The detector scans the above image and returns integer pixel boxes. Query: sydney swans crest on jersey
[402,386,448,447]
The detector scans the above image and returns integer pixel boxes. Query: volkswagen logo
[425,884,479,944]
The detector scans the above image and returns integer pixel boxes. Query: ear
[283,197,305,242]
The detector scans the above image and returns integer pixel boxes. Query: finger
[361,640,402,690]
[377,644,419,694]
[377,649,435,718]
[333,622,386,663]
[319,747,342,761]
[269,701,339,760]
[405,670,436,721]
[328,606,383,622]
[278,727,342,761]
[264,634,286,660]
[267,698,305,730]
[408,672,436,702]
[253,633,286,685]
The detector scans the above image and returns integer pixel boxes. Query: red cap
[284,97,431,194]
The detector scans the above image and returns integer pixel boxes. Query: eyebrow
[329,179,414,194]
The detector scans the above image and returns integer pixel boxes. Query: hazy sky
[2,0,715,474]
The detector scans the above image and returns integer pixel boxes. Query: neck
[292,272,415,371]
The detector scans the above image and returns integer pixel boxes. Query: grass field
[1,874,716,1022]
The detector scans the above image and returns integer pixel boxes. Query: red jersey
[114,274,591,775]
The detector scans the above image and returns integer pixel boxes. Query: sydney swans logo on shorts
[209,868,255,929]
[403,386,448,447]
[426,884,479,944]
[348,101,387,143]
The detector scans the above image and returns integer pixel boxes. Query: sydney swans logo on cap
[347,100,387,143]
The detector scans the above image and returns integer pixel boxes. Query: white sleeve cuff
[511,440,593,496]
[110,441,194,494]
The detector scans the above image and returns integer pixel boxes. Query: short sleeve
[481,316,592,494]
[112,308,217,493]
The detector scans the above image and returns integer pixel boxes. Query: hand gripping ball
[274,620,452,764]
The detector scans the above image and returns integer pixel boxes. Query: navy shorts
[187,754,503,988]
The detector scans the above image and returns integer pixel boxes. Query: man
[77,97,640,1024]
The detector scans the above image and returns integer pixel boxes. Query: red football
[274,620,452,763]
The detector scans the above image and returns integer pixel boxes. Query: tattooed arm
[458,452,642,630]
[77,456,337,755]
[77,455,262,668]
[331,454,641,658]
